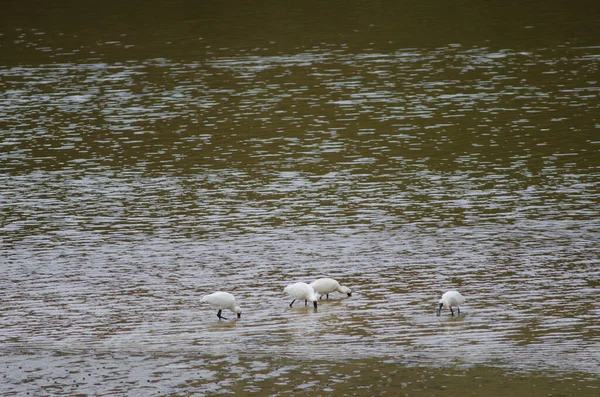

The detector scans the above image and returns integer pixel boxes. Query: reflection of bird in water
[284,282,318,309]
[200,291,242,320]
[437,290,465,316]
[310,278,352,300]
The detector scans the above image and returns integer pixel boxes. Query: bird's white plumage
[284,282,318,308]
[200,291,242,318]
[309,278,352,299]
[437,290,465,316]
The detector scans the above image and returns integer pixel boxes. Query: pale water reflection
[2,1,600,395]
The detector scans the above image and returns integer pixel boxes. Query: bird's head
[436,301,444,316]
[339,286,352,296]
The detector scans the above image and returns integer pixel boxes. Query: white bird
[284,282,318,309]
[200,291,242,320]
[310,278,352,300]
[437,290,465,317]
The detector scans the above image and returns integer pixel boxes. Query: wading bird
[284,282,318,309]
[436,290,465,317]
[200,291,242,320]
[310,278,352,300]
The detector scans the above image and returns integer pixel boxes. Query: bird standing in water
[437,290,465,316]
[200,291,242,320]
[284,282,318,309]
[310,278,352,300]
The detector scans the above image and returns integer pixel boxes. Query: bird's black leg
[326,293,329,300]
[450,307,455,316]
[457,307,461,316]
[304,299,308,306]
[289,299,296,307]
[217,310,227,320]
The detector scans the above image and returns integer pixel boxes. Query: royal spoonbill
[284,282,318,309]
[310,278,352,299]
[200,291,242,320]
[436,290,465,317]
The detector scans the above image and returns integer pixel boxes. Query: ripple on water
[2,42,600,395]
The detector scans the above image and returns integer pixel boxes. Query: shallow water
[1,0,600,395]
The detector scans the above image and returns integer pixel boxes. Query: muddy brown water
[2,0,599,395]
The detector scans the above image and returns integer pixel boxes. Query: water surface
[1,0,599,395]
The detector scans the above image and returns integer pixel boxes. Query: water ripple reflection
[2,41,600,395]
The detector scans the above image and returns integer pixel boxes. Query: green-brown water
[1,0,599,395]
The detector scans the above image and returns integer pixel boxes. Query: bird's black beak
[237,313,241,319]
[436,303,443,317]
[313,301,318,309]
